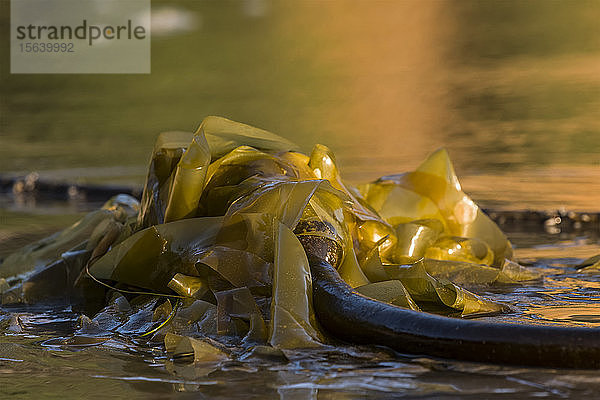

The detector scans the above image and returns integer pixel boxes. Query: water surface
[2,1,599,192]
[1,1,600,398]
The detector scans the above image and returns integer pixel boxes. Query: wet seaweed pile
[1,116,597,364]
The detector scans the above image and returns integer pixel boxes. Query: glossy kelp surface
[3,116,596,366]
[309,257,600,368]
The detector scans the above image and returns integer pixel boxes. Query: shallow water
[1,219,600,399]
[1,0,600,398]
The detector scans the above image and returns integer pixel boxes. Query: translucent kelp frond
[168,273,209,299]
[360,149,512,266]
[164,333,229,362]
[424,236,494,266]
[88,217,224,292]
[1,194,139,282]
[270,222,323,348]
[200,147,309,217]
[309,143,382,222]
[164,128,211,222]
[359,183,446,226]
[198,116,300,159]
[225,179,325,230]
[1,117,548,351]
[215,287,267,342]
[139,116,299,227]
[392,220,443,262]
[355,280,420,311]
[383,260,507,317]
[137,132,191,228]
[415,148,462,192]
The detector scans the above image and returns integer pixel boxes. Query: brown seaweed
[1,116,544,355]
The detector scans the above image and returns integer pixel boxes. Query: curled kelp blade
[200,147,318,217]
[225,179,325,229]
[355,280,420,311]
[383,219,444,263]
[140,298,218,340]
[496,259,542,283]
[359,149,512,266]
[577,254,600,270]
[198,116,300,160]
[2,249,91,305]
[358,182,446,226]
[138,116,299,228]
[169,299,218,337]
[423,257,541,287]
[164,128,211,223]
[424,236,494,265]
[382,259,506,317]
[165,332,229,362]
[356,220,397,263]
[168,273,209,299]
[215,287,267,342]
[0,195,138,283]
[337,240,370,288]
[137,131,191,227]
[358,245,388,283]
[309,144,381,222]
[88,217,224,292]
[197,244,272,291]
[419,258,501,286]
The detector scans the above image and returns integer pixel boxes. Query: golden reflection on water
[269,1,600,184]
[532,305,600,326]
[2,1,599,212]
[274,1,458,173]
[526,303,600,327]
[461,165,600,210]
[514,240,600,262]
[501,269,600,327]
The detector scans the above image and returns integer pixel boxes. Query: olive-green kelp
[308,257,600,369]
[2,116,559,364]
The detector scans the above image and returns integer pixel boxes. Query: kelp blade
[2,116,567,363]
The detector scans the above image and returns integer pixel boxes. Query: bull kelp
[1,116,550,361]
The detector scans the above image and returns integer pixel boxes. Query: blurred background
[1,0,599,217]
